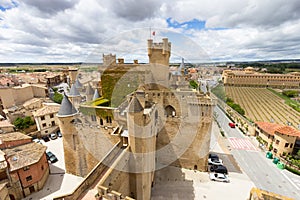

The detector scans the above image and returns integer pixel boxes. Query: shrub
[13,116,35,130]
[285,165,300,176]
[53,92,63,104]
[189,80,198,89]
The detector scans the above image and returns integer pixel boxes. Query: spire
[68,84,80,97]
[176,57,184,76]
[57,93,78,117]
[86,84,94,95]
[75,78,83,89]
[93,89,100,100]
[128,96,143,113]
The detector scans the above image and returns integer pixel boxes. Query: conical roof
[57,93,78,117]
[75,79,83,88]
[86,84,94,95]
[68,84,80,97]
[93,89,100,100]
[128,96,143,113]
[176,57,184,76]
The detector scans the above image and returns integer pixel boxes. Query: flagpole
[150,27,151,39]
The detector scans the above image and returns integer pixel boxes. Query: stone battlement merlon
[147,38,171,55]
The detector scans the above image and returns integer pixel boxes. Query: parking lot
[23,136,84,200]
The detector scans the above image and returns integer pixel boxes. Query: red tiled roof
[275,126,300,137]
[256,121,300,137]
[256,121,283,136]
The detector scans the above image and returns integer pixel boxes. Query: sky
[0,0,300,63]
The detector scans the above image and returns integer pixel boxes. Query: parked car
[57,131,62,137]
[42,135,50,142]
[209,153,219,160]
[209,173,230,183]
[210,165,228,174]
[46,151,58,163]
[208,158,223,165]
[229,122,235,128]
[33,139,42,144]
[50,133,57,140]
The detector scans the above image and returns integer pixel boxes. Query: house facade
[256,121,300,156]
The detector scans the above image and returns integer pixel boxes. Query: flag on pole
[152,31,155,36]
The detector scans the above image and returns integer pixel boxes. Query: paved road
[215,106,300,199]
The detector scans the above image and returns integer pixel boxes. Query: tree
[13,116,35,130]
[189,80,199,89]
[53,92,63,104]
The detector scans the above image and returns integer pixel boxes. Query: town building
[222,67,300,88]
[0,132,49,200]
[0,120,15,134]
[33,104,60,137]
[255,121,300,156]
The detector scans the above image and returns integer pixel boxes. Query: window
[42,123,46,127]
[41,116,45,120]
[50,114,54,118]
[41,165,44,171]
[275,140,280,145]
[285,143,289,148]
[23,166,30,171]
[290,143,293,148]
[26,176,32,182]
[51,121,55,126]
[273,148,278,153]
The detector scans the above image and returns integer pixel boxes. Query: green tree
[13,117,24,129]
[13,116,35,130]
[189,80,198,89]
[53,92,63,104]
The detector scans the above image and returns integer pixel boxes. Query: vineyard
[225,87,300,129]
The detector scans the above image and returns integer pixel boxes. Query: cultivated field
[225,87,300,128]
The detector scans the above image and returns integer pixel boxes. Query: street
[214,105,300,199]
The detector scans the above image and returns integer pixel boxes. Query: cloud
[0,0,300,62]
[108,0,162,21]
[22,0,79,15]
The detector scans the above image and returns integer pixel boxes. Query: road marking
[228,137,258,151]
[281,171,300,190]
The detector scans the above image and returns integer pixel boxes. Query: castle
[55,38,216,200]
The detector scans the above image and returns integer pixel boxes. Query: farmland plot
[225,87,300,129]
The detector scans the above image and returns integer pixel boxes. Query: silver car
[208,158,223,165]
[209,173,230,183]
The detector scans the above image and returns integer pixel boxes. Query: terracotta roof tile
[256,121,300,137]
[275,126,300,137]
[34,105,60,117]
[3,142,46,171]
[256,121,283,136]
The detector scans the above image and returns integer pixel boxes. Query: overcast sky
[0,0,300,63]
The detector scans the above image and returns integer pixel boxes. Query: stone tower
[147,38,171,87]
[127,95,157,200]
[57,94,98,177]
[68,68,78,85]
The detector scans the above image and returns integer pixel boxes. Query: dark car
[210,165,228,174]
[57,131,62,137]
[209,153,219,160]
[46,151,58,163]
[42,135,50,142]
